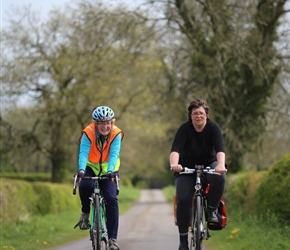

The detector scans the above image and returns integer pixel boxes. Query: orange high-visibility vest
[81,123,124,176]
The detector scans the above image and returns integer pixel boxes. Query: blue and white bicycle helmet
[92,106,115,121]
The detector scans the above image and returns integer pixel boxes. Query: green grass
[0,186,140,250]
[205,211,290,250]
[1,211,88,250]
[118,185,140,214]
[163,185,175,200]
[3,184,289,250]
[162,185,290,250]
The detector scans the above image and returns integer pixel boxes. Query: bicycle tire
[92,197,101,250]
[100,199,108,250]
[192,195,203,250]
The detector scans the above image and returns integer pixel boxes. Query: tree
[1,1,170,182]
[2,0,289,185]
[145,0,290,172]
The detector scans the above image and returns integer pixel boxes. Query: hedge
[0,179,80,224]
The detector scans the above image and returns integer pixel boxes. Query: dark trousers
[79,167,119,239]
[175,161,226,234]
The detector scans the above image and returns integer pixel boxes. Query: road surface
[49,189,210,250]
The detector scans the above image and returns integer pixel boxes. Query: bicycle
[73,174,120,250]
[179,165,223,250]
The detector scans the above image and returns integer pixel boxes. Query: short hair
[187,99,209,120]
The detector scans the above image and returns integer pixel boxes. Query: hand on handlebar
[170,164,183,172]
[77,170,85,183]
[106,171,115,182]
[215,163,227,174]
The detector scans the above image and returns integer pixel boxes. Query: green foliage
[1,211,88,250]
[135,180,150,189]
[0,172,51,182]
[1,1,171,184]
[162,157,290,250]
[256,154,290,221]
[1,0,289,185]
[225,154,290,223]
[166,0,289,172]
[205,209,290,250]
[163,185,176,201]
[225,171,267,212]
[118,185,140,214]
[0,178,80,223]
[0,179,38,224]
[0,177,139,222]
[0,179,140,250]
[32,183,53,215]
[119,174,134,188]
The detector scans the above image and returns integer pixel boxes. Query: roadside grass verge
[162,185,290,250]
[1,211,88,250]
[206,210,290,250]
[1,185,140,250]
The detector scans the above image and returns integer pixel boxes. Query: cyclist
[76,106,124,250]
[169,99,226,250]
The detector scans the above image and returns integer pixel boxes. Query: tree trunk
[51,148,67,183]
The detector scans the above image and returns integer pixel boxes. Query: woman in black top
[170,99,226,250]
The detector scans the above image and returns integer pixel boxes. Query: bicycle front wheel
[92,197,101,250]
[100,200,108,250]
[191,195,203,250]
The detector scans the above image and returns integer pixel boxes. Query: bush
[0,178,80,223]
[256,154,290,222]
[32,183,53,215]
[225,171,266,212]
[0,179,38,223]
[0,172,51,182]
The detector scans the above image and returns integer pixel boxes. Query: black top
[170,119,225,168]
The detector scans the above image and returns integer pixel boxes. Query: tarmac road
[49,189,210,250]
[117,189,179,250]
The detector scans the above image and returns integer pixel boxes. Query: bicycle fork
[89,197,95,241]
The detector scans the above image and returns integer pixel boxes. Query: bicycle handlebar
[180,165,227,175]
[82,176,110,181]
[72,173,120,195]
[73,173,78,195]
[180,166,214,174]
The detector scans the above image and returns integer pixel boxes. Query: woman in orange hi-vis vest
[76,106,124,250]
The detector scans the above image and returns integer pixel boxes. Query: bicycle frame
[180,165,214,250]
[73,174,119,250]
[88,177,108,250]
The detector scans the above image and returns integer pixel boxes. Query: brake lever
[73,173,78,195]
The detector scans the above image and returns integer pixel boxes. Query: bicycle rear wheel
[191,195,203,250]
